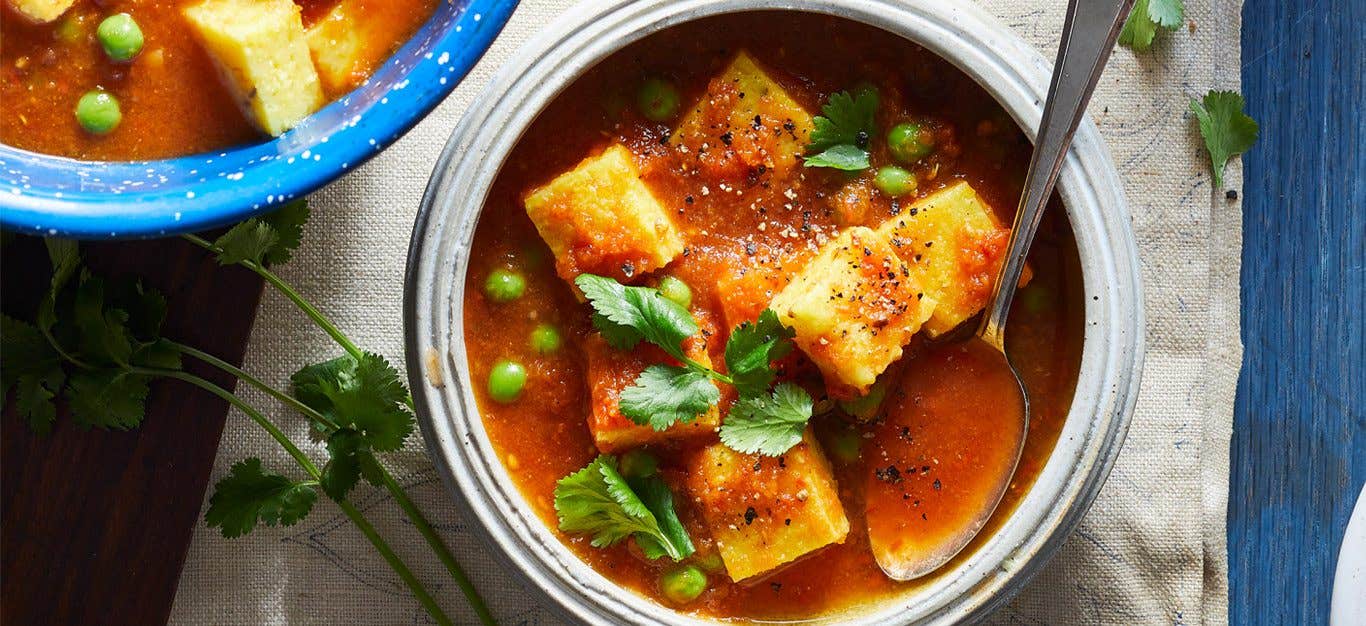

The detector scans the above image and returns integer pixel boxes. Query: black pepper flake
[659,129,671,145]
[921,513,928,521]
[771,582,783,592]
[738,91,746,99]
[685,195,694,204]
[720,131,733,146]
[752,114,763,129]
[909,207,919,216]
[745,241,758,256]
[753,460,762,472]
[783,120,795,131]
[875,465,903,484]
[1226,189,1239,200]
[621,261,635,278]
[682,247,691,257]
[890,199,902,215]
[933,478,942,491]
[784,518,791,526]
[924,241,933,248]
[778,456,786,468]
[855,130,870,149]
[744,507,758,525]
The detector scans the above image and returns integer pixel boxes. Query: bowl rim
[404,1,1145,624]
[0,0,519,240]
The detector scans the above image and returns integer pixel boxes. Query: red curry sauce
[463,13,1084,621]
[0,0,434,160]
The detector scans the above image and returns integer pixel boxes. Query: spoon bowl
[869,0,1134,579]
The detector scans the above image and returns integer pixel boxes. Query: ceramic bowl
[405,1,1145,623]
[0,0,517,239]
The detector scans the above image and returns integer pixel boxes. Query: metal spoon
[870,0,1134,579]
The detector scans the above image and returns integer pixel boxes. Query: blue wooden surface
[1232,0,1365,624]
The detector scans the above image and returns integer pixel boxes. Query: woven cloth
[169,1,1243,623]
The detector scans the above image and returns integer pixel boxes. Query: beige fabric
[169,1,1241,624]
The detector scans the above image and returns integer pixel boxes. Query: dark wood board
[1,235,264,625]
[1231,0,1365,623]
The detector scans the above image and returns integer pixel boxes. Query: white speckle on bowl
[48,228,57,235]
[368,138,377,146]
[186,191,196,199]
[440,77,448,85]
[302,150,312,159]
[438,51,450,64]
[474,12,481,21]
[313,154,321,161]
[287,157,296,164]
[381,97,389,104]
[174,212,182,221]
[227,172,243,181]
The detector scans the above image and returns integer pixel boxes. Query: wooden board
[1,235,264,625]
[1231,0,1366,623]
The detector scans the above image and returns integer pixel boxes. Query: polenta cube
[673,51,814,179]
[183,0,325,136]
[685,430,848,581]
[5,0,76,24]
[874,181,1026,337]
[524,145,685,286]
[582,328,721,454]
[768,227,936,396]
[306,0,408,95]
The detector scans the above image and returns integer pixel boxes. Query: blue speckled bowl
[0,0,518,239]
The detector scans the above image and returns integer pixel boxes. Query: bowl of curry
[406,1,1144,623]
[0,0,516,238]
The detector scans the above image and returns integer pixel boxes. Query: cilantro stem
[376,470,497,626]
[180,234,363,360]
[130,365,456,626]
[131,366,321,477]
[170,342,495,625]
[684,356,733,385]
[335,498,455,626]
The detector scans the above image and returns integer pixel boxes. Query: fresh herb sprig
[553,454,694,561]
[1119,0,1184,52]
[1190,90,1259,190]
[1,205,495,626]
[574,274,812,457]
[803,88,879,171]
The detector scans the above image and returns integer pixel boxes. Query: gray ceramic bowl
[404,1,1145,623]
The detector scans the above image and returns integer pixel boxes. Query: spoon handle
[978,0,1134,348]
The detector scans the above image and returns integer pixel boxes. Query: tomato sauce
[462,13,1084,621]
[0,0,434,160]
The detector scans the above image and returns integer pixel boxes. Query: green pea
[657,275,691,309]
[874,165,917,197]
[888,122,935,163]
[97,13,144,62]
[75,90,122,135]
[659,564,707,604]
[636,77,680,122]
[619,449,659,479]
[488,359,526,403]
[529,324,563,354]
[483,268,526,303]
[825,427,864,465]
[839,379,887,421]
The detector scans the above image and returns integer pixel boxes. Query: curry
[463,13,1083,621]
[1,0,435,160]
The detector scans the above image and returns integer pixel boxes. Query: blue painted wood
[1232,0,1365,624]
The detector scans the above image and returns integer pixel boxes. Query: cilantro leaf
[724,309,795,396]
[804,90,878,171]
[319,428,383,500]
[576,274,697,359]
[291,352,415,451]
[71,273,134,366]
[554,455,693,560]
[618,364,719,431]
[65,369,150,430]
[628,474,695,561]
[211,200,310,267]
[205,458,318,538]
[1190,90,1259,189]
[3,312,66,434]
[1119,0,1184,51]
[719,382,814,456]
[804,144,871,171]
[14,371,62,435]
[37,238,79,334]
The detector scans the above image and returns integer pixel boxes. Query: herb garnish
[554,454,695,560]
[575,274,813,455]
[803,89,879,171]
[1190,90,1259,189]
[1119,0,1184,52]
[1,204,494,626]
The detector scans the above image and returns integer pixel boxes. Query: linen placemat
[169,1,1243,623]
